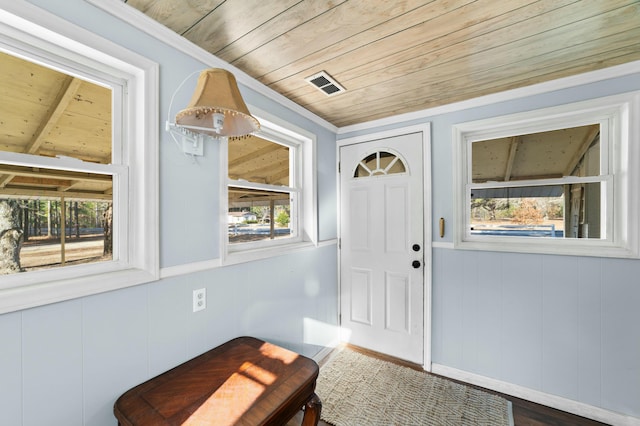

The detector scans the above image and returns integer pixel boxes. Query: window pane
[470,183,602,239]
[354,151,406,177]
[228,135,289,185]
[228,187,292,244]
[0,51,112,163]
[472,124,600,183]
[0,162,114,274]
[0,52,115,275]
[0,198,112,273]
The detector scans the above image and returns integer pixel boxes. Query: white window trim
[220,106,317,265]
[452,91,640,258]
[0,2,159,314]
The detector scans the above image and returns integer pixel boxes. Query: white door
[340,132,424,364]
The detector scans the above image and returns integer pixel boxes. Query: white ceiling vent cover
[305,71,346,96]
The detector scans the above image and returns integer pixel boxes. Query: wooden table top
[114,336,319,426]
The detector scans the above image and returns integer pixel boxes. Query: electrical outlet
[193,288,206,312]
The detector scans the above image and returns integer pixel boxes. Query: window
[0,51,116,273]
[353,150,406,177]
[0,5,158,313]
[228,135,295,246]
[453,92,639,258]
[221,107,317,259]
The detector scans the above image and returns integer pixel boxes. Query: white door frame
[337,123,432,370]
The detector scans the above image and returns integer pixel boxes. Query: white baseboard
[431,363,640,426]
[312,345,336,364]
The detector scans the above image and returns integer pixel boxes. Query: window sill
[455,237,639,259]
[224,240,320,266]
[0,267,158,314]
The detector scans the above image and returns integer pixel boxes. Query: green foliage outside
[275,210,289,227]
[14,199,110,238]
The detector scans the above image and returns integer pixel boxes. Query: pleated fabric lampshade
[175,68,260,138]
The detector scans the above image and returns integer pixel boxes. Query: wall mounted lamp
[166,68,260,156]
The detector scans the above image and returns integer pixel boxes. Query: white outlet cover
[193,288,206,312]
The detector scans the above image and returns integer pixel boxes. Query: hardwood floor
[288,345,609,426]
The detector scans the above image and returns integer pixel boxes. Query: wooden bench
[114,336,322,425]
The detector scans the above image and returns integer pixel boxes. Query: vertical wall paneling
[431,248,444,362]
[432,247,640,419]
[0,312,22,426]
[82,286,149,425]
[22,301,83,426]
[541,255,579,400]
[461,250,479,372]
[147,278,190,376]
[439,248,465,367]
[475,251,503,380]
[600,259,640,416]
[501,253,543,390]
[576,257,602,407]
[186,268,241,358]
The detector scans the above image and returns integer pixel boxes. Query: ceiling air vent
[305,71,345,96]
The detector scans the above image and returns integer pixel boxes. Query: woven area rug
[315,348,514,426]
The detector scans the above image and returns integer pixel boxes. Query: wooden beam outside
[0,164,112,184]
[563,126,600,177]
[504,136,520,182]
[0,188,112,201]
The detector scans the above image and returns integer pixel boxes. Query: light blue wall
[0,1,339,425]
[341,72,640,420]
[0,246,337,425]
[432,249,640,418]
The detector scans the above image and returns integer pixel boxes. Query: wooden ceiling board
[297,1,639,125]
[125,0,225,34]
[268,0,533,96]
[229,0,435,78]
[322,35,640,125]
[214,0,346,64]
[183,0,301,56]
[126,0,640,127]
[258,0,476,87]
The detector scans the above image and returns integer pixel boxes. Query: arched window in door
[354,150,407,178]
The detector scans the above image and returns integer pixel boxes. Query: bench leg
[301,393,322,426]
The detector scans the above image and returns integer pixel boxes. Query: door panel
[386,185,408,252]
[349,188,370,250]
[350,268,372,325]
[385,272,409,333]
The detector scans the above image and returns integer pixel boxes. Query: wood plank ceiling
[126,0,640,127]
